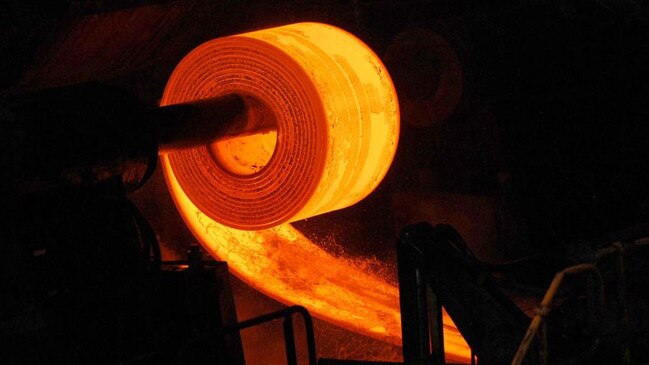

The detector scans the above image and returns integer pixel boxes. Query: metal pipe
[617,247,631,365]
[427,285,446,364]
[510,264,603,365]
[398,230,437,364]
[511,237,649,365]
[155,94,247,153]
[224,305,317,365]
[284,315,298,365]
[595,237,649,364]
[596,237,649,259]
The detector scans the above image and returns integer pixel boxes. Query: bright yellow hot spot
[209,130,278,176]
[161,23,471,363]
[245,23,400,220]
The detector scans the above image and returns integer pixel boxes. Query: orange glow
[209,129,278,176]
[163,158,470,363]
[161,22,399,231]
[161,23,471,363]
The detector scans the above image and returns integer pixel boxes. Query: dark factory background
[2,1,649,364]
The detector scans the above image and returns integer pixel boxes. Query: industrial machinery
[3,1,649,365]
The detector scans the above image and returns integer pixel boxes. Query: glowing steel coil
[162,22,398,230]
[161,23,470,363]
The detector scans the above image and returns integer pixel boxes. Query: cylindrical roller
[160,23,472,361]
[161,22,399,230]
[155,94,247,153]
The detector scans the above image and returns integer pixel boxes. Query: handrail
[223,305,318,365]
[177,305,317,365]
[511,237,649,365]
[510,264,604,365]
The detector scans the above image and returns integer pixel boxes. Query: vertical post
[398,228,444,364]
[538,321,548,365]
[284,315,298,365]
[427,286,445,364]
[617,250,631,365]
[298,307,318,365]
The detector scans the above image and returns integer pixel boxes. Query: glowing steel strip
[161,23,470,363]
[163,157,470,363]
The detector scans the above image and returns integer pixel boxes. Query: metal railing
[177,305,316,365]
[226,305,318,365]
[510,263,604,365]
[511,237,649,365]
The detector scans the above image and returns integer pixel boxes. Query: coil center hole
[208,96,278,176]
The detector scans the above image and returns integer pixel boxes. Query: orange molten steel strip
[162,22,399,230]
[163,161,470,363]
[161,23,471,363]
